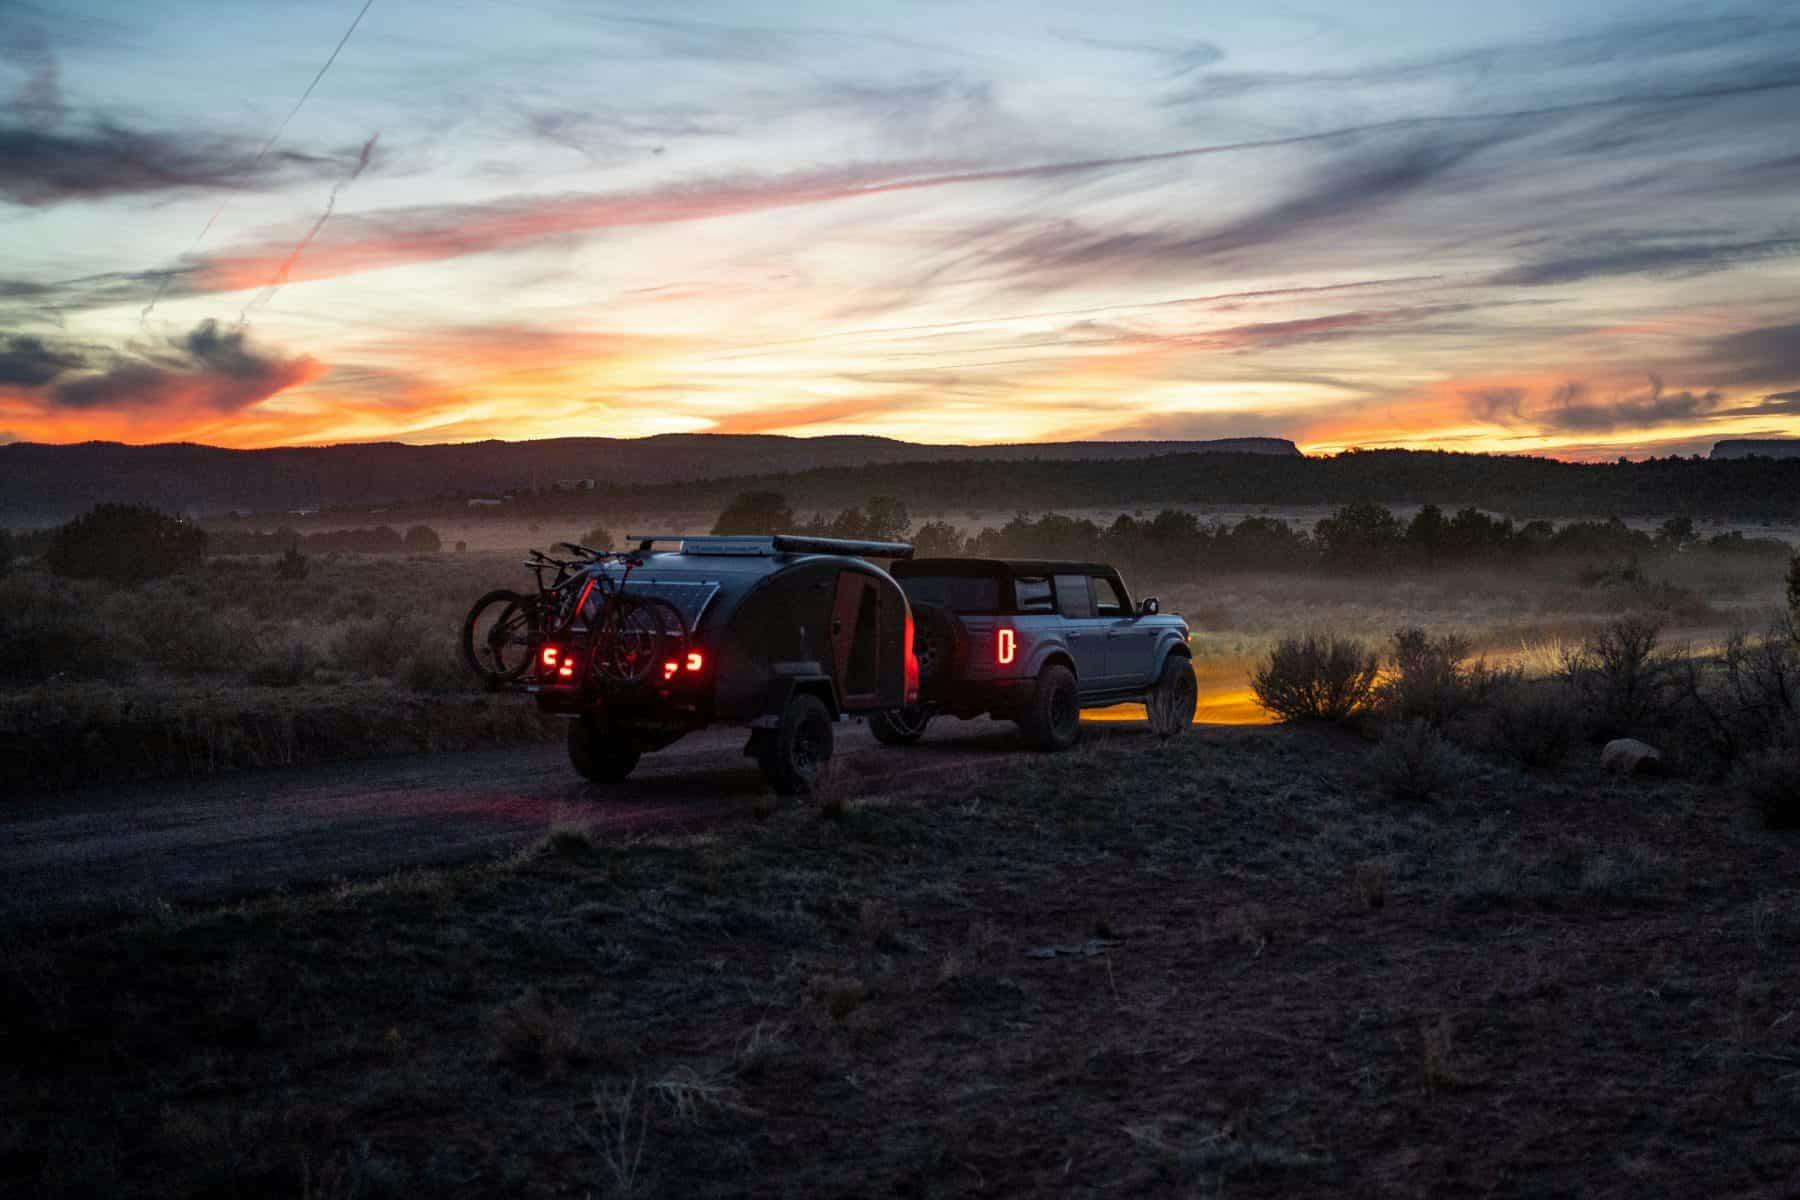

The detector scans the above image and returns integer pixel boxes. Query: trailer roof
[629,534,913,559]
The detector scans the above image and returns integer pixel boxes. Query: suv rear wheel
[568,715,641,782]
[869,706,931,745]
[1019,663,1080,751]
[757,693,834,794]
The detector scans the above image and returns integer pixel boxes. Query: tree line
[712,490,1795,576]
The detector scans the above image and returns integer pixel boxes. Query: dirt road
[0,715,1131,917]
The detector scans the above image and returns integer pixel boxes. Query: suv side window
[1093,575,1129,616]
[1053,573,1093,618]
[1014,575,1054,613]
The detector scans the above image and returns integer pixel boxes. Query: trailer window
[899,574,1001,614]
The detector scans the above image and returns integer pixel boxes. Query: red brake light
[685,651,704,672]
[662,660,680,680]
[997,627,1016,665]
[541,646,560,668]
[557,662,574,679]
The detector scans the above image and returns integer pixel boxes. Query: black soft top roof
[895,557,1119,579]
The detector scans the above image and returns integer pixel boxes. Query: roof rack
[629,534,914,559]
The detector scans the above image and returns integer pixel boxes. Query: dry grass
[4,725,1795,1197]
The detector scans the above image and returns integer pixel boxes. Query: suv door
[1093,573,1153,685]
[1052,572,1108,685]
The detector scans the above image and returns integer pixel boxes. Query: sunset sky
[2,0,1799,458]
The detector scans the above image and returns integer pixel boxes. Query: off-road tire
[568,715,641,783]
[461,589,539,685]
[910,602,968,695]
[757,693,834,794]
[1145,654,1198,739]
[1019,663,1081,751]
[869,706,931,746]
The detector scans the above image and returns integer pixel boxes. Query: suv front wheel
[1019,663,1080,751]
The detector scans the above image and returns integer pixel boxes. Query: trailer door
[831,571,883,708]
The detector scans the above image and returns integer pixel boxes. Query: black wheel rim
[894,707,928,735]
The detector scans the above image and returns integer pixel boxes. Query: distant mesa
[1711,439,1800,460]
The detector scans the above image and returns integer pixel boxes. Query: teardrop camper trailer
[522,534,917,793]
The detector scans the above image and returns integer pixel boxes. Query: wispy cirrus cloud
[1490,234,1800,286]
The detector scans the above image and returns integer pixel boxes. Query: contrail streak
[141,0,379,324]
[239,132,378,323]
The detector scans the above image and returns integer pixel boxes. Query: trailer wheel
[757,693,834,794]
[869,706,931,746]
[568,715,641,783]
[1019,663,1081,751]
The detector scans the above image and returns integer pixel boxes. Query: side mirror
[1139,597,1159,616]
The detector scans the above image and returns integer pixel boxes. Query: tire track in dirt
[0,716,1141,917]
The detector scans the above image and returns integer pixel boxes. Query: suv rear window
[1014,576,1054,613]
[1053,574,1093,618]
[899,575,1001,614]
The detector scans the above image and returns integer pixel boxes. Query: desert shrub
[330,614,432,677]
[99,585,256,675]
[273,544,309,581]
[403,524,441,553]
[0,577,120,682]
[1251,633,1379,723]
[46,504,205,584]
[1485,680,1577,768]
[1733,743,1800,830]
[1676,629,1800,771]
[245,642,313,687]
[403,643,472,694]
[1788,554,1799,629]
[1368,719,1461,802]
[1378,628,1488,725]
[1559,614,1678,736]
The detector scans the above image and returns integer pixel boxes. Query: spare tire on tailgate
[909,601,968,698]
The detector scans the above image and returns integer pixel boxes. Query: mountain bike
[460,543,688,689]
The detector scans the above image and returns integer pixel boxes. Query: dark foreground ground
[4,723,1798,1198]
[0,717,1031,917]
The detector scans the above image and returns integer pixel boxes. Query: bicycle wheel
[591,596,687,686]
[460,589,540,684]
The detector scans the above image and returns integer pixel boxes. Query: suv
[873,557,1196,749]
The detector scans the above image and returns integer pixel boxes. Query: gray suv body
[875,557,1197,749]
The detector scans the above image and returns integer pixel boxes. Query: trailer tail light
[997,627,1016,665]
[685,651,704,672]
[663,660,680,681]
[540,646,560,669]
